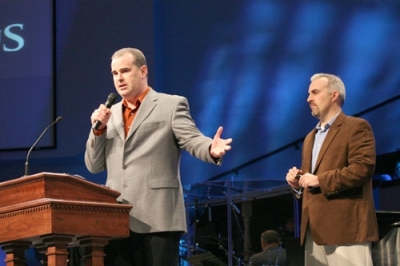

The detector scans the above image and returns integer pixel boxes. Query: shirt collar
[316,111,341,132]
[122,86,150,110]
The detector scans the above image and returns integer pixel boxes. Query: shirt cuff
[93,127,106,136]
[292,187,303,199]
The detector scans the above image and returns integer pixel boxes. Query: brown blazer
[299,112,379,245]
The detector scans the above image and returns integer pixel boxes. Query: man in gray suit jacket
[85,48,232,265]
[249,230,287,266]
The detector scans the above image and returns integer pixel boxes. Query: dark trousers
[104,231,182,266]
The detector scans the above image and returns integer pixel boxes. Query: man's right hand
[286,166,302,189]
[91,104,112,131]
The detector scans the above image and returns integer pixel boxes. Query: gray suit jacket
[250,247,287,266]
[85,89,218,233]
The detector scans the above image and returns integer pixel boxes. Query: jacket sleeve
[84,130,107,174]
[171,96,218,164]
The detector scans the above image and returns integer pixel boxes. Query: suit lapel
[303,130,315,173]
[125,89,158,141]
[111,102,126,141]
[313,112,345,174]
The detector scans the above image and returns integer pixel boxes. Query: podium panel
[0,172,132,266]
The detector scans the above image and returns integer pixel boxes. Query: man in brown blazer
[286,73,378,265]
[85,48,233,265]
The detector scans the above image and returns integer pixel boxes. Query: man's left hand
[210,126,232,158]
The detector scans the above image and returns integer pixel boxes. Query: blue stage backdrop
[0,0,55,151]
[1,0,400,265]
[153,0,400,189]
[0,0,398,188]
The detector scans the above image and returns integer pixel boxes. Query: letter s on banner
[3,24,24,52]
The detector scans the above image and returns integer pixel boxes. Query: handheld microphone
[24,116,63,176]
[92,93,118,130]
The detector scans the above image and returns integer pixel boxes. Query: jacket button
[123,165,127,169]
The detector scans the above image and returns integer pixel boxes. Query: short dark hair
[111,47,147,68]
[261,230,280,244]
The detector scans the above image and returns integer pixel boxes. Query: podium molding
[0,172,132,266]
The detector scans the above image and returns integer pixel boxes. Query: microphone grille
[107,93,118,105]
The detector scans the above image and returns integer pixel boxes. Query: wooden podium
[0,172,132,266]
